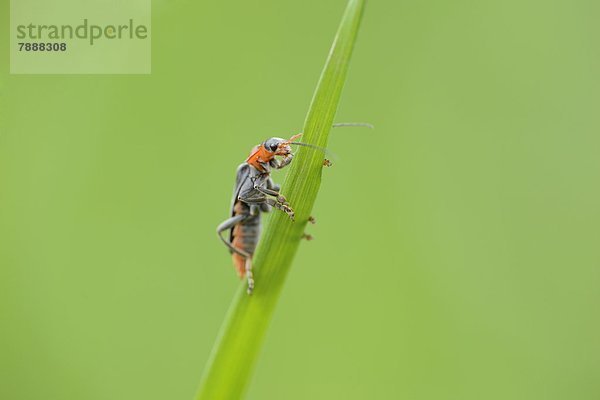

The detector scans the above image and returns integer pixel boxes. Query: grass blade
[196,1,366,398]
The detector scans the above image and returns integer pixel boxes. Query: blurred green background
[1,0,599,399]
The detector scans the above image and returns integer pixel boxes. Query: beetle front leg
[269,153,294,170]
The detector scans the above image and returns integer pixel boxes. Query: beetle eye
[269,143,279,152]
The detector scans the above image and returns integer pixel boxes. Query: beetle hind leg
[245,258,254,295]
[217,215,251,258]
[233,253,254,295]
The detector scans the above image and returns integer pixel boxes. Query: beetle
[216,133,307,294]
[216,123,372,294]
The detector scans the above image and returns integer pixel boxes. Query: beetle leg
[274,153,294,169]
[255,186,288,205]
[239,195,295,221]
[269,153,293,170]
[216,214,251,258]
[245,258,254,295]
[266,197,295,221]
[217,211,257,295]
[253,174,288,204]
[266,176,280,192]
[238,194,266,204]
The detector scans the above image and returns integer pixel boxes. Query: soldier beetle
[217,123,372,294]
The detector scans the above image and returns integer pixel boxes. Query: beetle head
[263,133,302,156]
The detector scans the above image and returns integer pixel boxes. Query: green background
[1,0,599,399]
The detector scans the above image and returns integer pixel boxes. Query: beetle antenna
[332,122,374,129]
[285,123,374,160]
[284,133,332,155]
[290,142,338,160]
[290,142,327,153]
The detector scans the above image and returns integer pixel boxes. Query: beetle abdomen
[230,201,261,277]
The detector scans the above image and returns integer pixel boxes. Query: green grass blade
[195,1,366,398]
